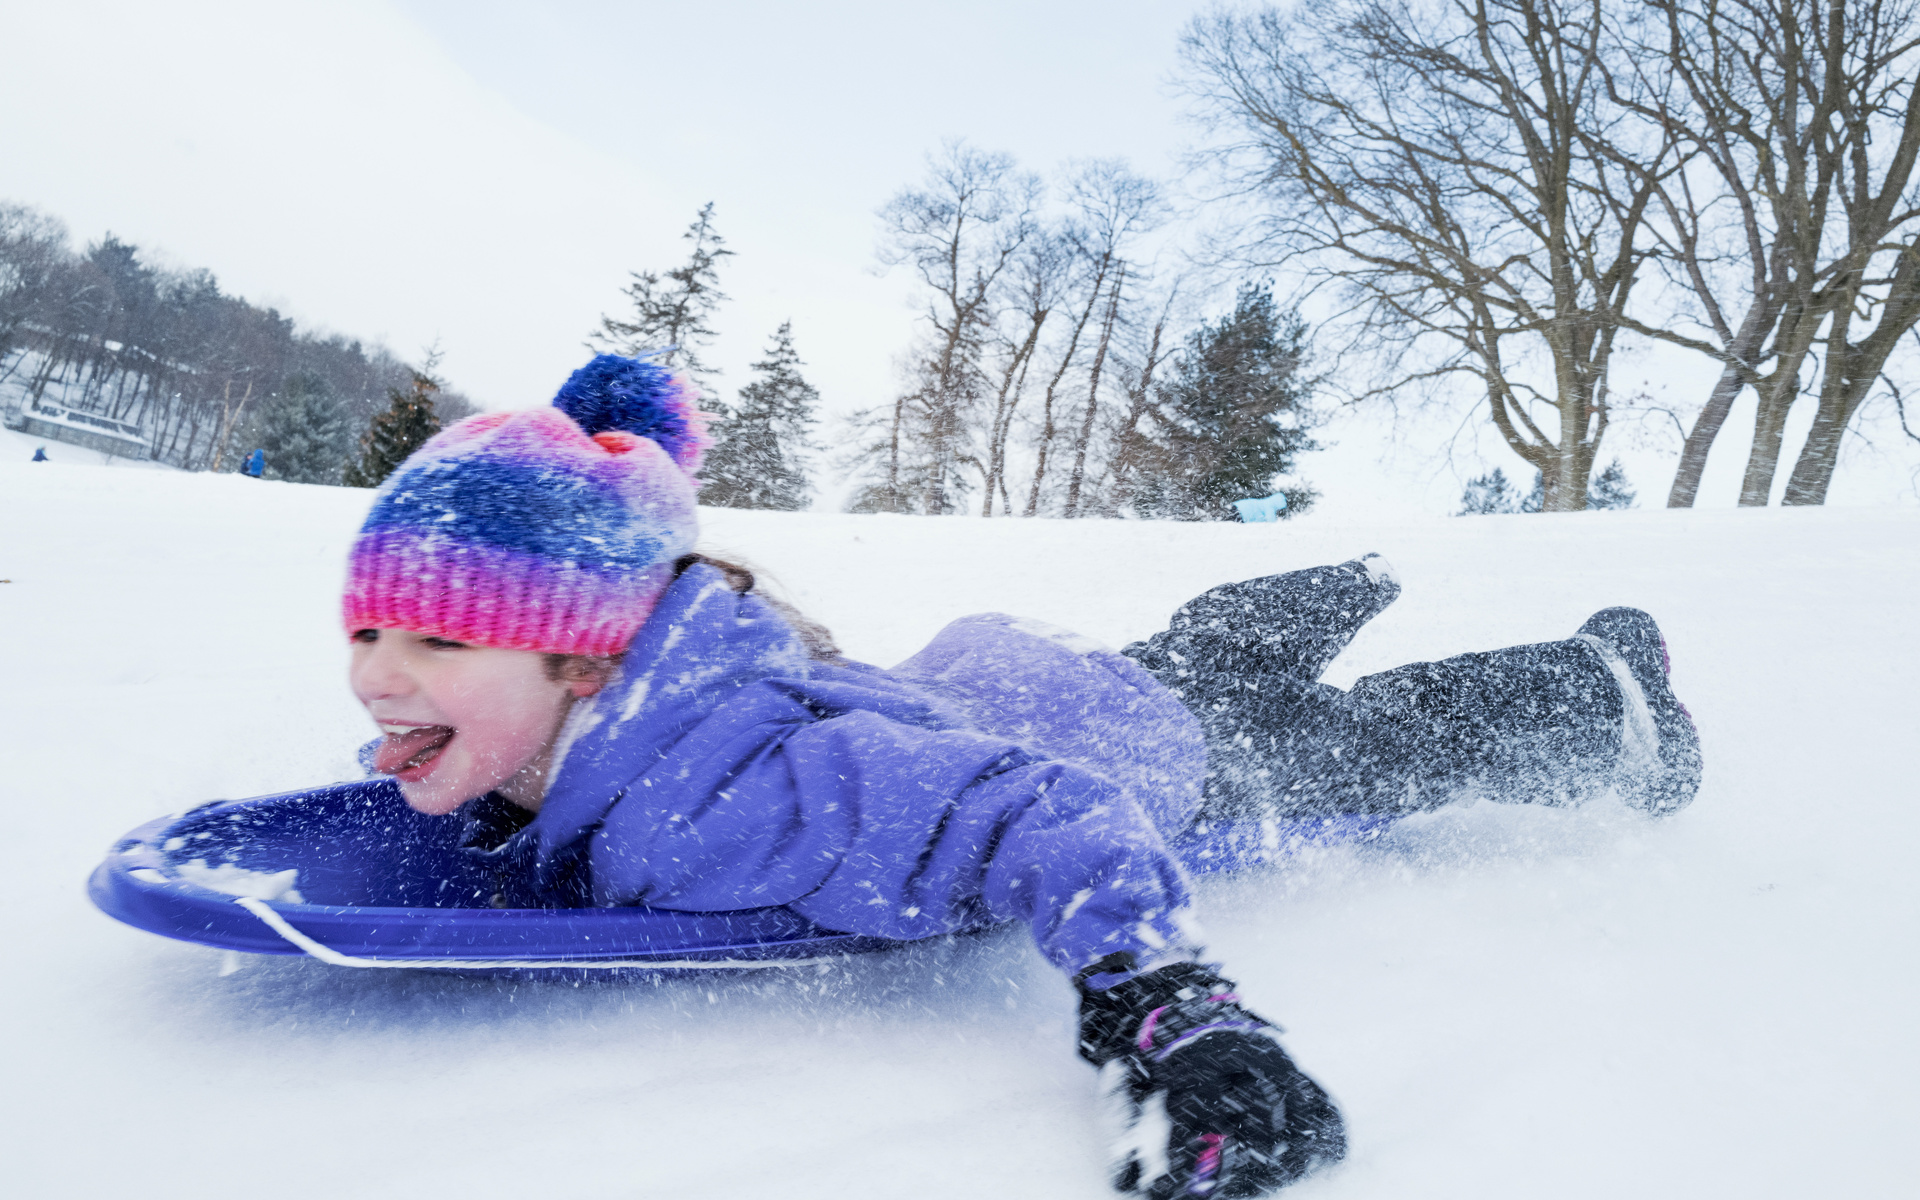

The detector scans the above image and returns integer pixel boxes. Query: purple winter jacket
[514,563,1211,976]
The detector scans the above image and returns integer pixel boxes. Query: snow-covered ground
[0,422,174,470]
[2,462,1913,1199]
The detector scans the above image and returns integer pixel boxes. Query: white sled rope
[233,896,848,972]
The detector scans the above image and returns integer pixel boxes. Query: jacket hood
[523,563,814,896]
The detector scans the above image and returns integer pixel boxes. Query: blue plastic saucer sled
[90,780,1394,974]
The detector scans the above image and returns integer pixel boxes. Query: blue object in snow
[32,446,48,462]
[243,449,265,477]
[1232,493,1289,523]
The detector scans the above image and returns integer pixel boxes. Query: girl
[345,355,1701,1200]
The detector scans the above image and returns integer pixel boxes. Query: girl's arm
[583,682,1200,978]
[575,677,1348,1195]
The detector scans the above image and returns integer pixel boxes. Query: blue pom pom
[551,354,707,470]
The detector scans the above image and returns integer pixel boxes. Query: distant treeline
[0,201,471,472]
[596,193,1319,521]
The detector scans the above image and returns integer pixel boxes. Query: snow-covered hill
[2,462,1913,1199]
[0,421,176,470]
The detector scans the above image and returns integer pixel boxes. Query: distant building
[4,402,151,459]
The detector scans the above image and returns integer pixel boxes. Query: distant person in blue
[335,355,1704,1198]
[31,446,49,462]
[242,448,266,478]
[1232,492,1289,522]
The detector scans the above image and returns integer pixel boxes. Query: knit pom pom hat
[342,355,709,656]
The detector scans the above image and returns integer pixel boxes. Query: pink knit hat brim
[344,528,675,657]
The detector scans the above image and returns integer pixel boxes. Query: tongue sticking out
[373,725,456,776]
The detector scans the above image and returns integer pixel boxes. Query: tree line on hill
[0,202,471,482]
[25,0,1911,514]
[847,148,1318,520]
[599,185,1319,521]
[604,0,1920,519]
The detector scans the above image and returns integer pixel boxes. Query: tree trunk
[1024,264,1108,516]
[1736,379,1796,505]
[1780,395,1848,504]
[981,312,1045,516]
[1104,309,1171,511]
[1667,362,1745,506]
[883,392,907,511]
[1785,248,1920,503]
[1063,267,1123,518]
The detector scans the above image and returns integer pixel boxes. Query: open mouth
[372,724,456,781]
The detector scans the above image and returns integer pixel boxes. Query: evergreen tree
[1586,458,1637,510]
[592,202,733,395]
[700,322,820,510]
[251,372,354,485]
[344,367,443,488]
[1129,284,1318,520]
[1457,467,1521,515]
[1455,458,1635,514]
[1455,466,1544,514]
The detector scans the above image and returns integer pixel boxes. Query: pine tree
[1455,459,1634,514]
[252,372,354,485]
[1586,458,1637,509]
[344,368,443,489]
[592,202,733,395]
[1456,467,1520,515]
[700,322,819,510]
[1129,284,1318,521]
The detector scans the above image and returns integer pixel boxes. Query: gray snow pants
[1121,557,1628,821]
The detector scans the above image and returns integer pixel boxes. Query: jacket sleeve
[585,682,1200,976]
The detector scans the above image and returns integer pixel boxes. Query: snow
[1573,633,1662,774]
[173,860,306,905]
[0,421,175,471]
[2,461,1914,1199]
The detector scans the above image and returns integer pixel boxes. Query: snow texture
[1,460,1914,1199]
[173,859,306,905]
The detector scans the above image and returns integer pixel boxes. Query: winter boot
[1573,607,1703,816]
[1077,959,1347,1197]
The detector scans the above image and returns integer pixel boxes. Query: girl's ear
[556,655,619,698]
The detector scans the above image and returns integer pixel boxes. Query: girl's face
[348,629,600,816]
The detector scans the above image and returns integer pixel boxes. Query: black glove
[1077,959,1346,1198]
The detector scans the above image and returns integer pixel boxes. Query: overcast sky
[4,0,1913,510]
[0,0,1195,415]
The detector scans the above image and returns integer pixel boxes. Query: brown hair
[672,552,843,662]
[541,551,841,681]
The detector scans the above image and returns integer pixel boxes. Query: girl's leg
[1194,616,1701,820]
[1123,555,1400,817]
[1126,561,1701,820]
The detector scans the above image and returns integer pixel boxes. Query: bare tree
[1090,281,1184,515]
[979,229,1071,515]
[1780,0,1920,503]
[857,142,1039,514]
[1622,0,1920,506]
[1019,259,1105,516]
[1062,263,1126,517]
[1182,0,1683,510]
[1625,0,1835,505]
[0,204,67,378]
[1025,160,1164,515]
